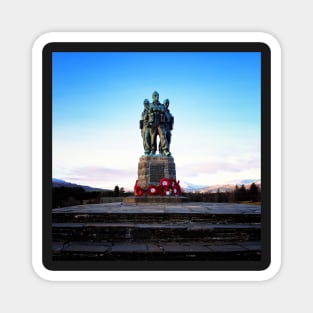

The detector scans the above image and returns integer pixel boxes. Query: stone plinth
[137,155,176,189]
[123,195,189,204]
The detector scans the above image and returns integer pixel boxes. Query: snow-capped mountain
[179,181,208,192]
[180,179,261,193]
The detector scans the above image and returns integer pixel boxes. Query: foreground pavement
[52,201,261,214]
[52,202,261,261]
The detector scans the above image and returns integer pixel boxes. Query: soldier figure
[159,98,174,154]
[139,99,151,155]
[148,91,171,156]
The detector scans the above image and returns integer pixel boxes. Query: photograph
[44,42,270,271]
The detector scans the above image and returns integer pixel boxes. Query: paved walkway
[53,202,261,215]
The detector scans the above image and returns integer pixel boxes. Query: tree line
[184,183,261,203]
[52,183,261,208]
[52,185,132,208]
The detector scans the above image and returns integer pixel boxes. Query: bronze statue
[148,91,171,156]
[139,99,151,155]
[159,98,174,154]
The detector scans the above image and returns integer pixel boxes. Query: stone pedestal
[137,155,176,189]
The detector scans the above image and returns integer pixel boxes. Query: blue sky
[52,51,261,190]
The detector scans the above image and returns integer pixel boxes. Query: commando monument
[124,91,188,203]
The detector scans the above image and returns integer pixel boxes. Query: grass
[238,201,261,206]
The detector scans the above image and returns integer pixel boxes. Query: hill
[52,178,108,192]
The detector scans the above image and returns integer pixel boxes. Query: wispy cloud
[178,158,260,177]
[55,157,260,190]
[175,157,260,186]
[60,166,136,189]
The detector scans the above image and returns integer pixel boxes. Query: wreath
[134,185,144,196]
[159,178,170,188]
[171,183,181,195]
[169,179,174,186]
[170,179,181,195]
[134,180,144,196]
[158,185,168,196]
[134,178,182,196]
[147,185,159,195]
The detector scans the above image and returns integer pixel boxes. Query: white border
[32,32,281,281]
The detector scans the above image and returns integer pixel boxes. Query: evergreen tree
[249,182,260,202]
[239,184,248,201]
[234,185,240,202]
[113,185,120,197]
[217,188,222,202]
[119,187,125,196]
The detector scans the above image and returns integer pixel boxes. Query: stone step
[52,212,260,224]
[52,222,260,243]
[52,240,261,261]
[51,203,261,261]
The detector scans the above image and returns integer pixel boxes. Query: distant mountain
[181,180,261,193]
[180,181,208,192]
[196,184,235,193]
[52,178,107,191]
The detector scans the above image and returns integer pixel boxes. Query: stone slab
[53,202,261,215]
[207,244,248,252]
[52,241,261,261]
[123,195,189,204]
[162,243,211,253]
[62,242,111,253]
[111,243,148,253]
[53,241,260,255]
[238,241,262,251]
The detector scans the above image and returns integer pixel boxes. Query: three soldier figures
[140,91,174,156]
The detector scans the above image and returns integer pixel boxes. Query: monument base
[123,196,189,205]
[137,155,176,189]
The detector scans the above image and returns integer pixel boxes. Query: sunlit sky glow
[52,51,261,190]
